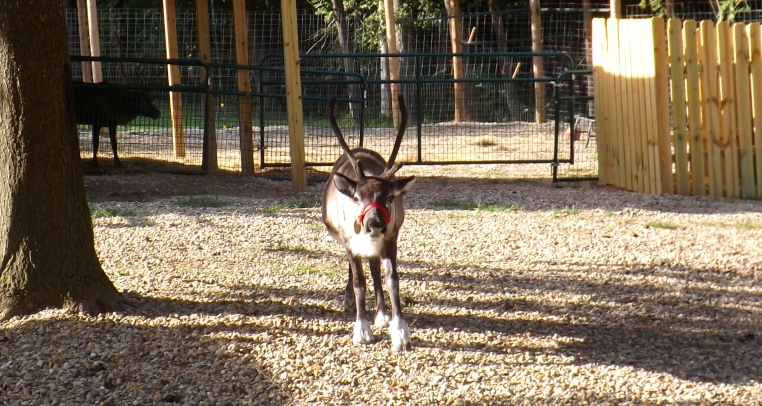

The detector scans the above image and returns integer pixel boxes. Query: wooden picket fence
[593,17,762,198]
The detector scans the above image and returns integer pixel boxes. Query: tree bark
[444,0,471,122]
[331,0,362,123]
[0,0,126,321]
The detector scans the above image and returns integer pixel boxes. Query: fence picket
[684,20,706,196]
[700,21,724,196]
[592,18,611,186]
[640,19,657,194]
[610,19,629,190]
[631,19,648,193]
[734,23,756,198]
[717,21,739,197]
[669,18,690,195]
[749,23,762,198]
[653,17,673,194]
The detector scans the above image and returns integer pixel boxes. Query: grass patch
[264,244,313,255]
[470,136,498,147]
[307,223,325,232]
[430,199,520,212]
[734,219,762,230]
[647,221,680,230]
[552,206,580,216]
[287,266,341,277]
[265,196,321,213]
[88,195,154,203]
[178,194,229,208]
[90,207,137,218]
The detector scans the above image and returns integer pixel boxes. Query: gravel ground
[1,166,762,406]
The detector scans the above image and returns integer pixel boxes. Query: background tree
[0,0,126,321]
[639,0,750,22]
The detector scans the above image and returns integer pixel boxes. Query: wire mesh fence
[66,4,609,180]
[626,0,762,21]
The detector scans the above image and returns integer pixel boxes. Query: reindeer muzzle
[358,202,390,225]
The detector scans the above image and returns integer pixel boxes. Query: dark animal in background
[322,95,416,352]
[72,82,161,168]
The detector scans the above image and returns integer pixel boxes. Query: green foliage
[639,0,750,23]
[717,0,751,23]
[638,0,667,16]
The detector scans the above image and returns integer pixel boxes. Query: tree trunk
[529,0,546,124]
[444,0,474,122]
[0,0,125,321]
[332,0,362,123]
[488,0,519,121]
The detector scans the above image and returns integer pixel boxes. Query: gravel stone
[1,167,761,405]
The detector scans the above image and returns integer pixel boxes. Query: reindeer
[72,83,161,168]
[322,95,416,352]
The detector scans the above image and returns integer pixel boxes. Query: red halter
[358,202,390,225]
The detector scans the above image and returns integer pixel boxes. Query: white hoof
[352,319,374,345]
[389,317,412,352]
[374,311,391,328]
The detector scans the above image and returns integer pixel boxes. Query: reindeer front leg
[108,125,122,168]
[383,240,411,351]
[91,125,102,167]
[369,257,391,328]
[347,250,373,345]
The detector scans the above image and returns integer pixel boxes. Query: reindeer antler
[385,94,407,175]
[328,96,360,176]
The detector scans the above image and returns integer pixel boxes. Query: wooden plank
[383,0,402,129]
[749,23,762,198]
[669,18,690,195]
[652,17,673,194]
[530,0,546,123]
[700,21,723,196]
[617,20,638,190]
[717,21,738,197]
[75,0,93,82]
[643,18,661,194]
[609,19,627,189]
[684,20,706,195]
[85,0,102,82]
[641,18,659,194]
[232,0,254,175]
[281,0,307,193]
[630,19,648,193]
[196,0,217,172]
[593,19,611,186]
[162,0,186,158]
[445,0,469,122]
[735,23,755,198]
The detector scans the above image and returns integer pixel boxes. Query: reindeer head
[328,96,415,240]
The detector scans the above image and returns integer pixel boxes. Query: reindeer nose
[364,217,386,235]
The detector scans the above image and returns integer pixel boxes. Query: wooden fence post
[196,0,217,172]
[281,0,307,193]
[232,0,254,175]
[162,0,186,159]
[668,18,690,195]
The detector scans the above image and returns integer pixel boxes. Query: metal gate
[256,52,597,182]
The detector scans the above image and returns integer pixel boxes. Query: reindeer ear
[332,172,357,198]
[391,176,416,198]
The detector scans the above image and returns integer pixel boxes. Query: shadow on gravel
[1,316,290,406]
[85,172,762,217]
[114,255,762,386]
[398,260,762,385]
[407,176,762,215]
